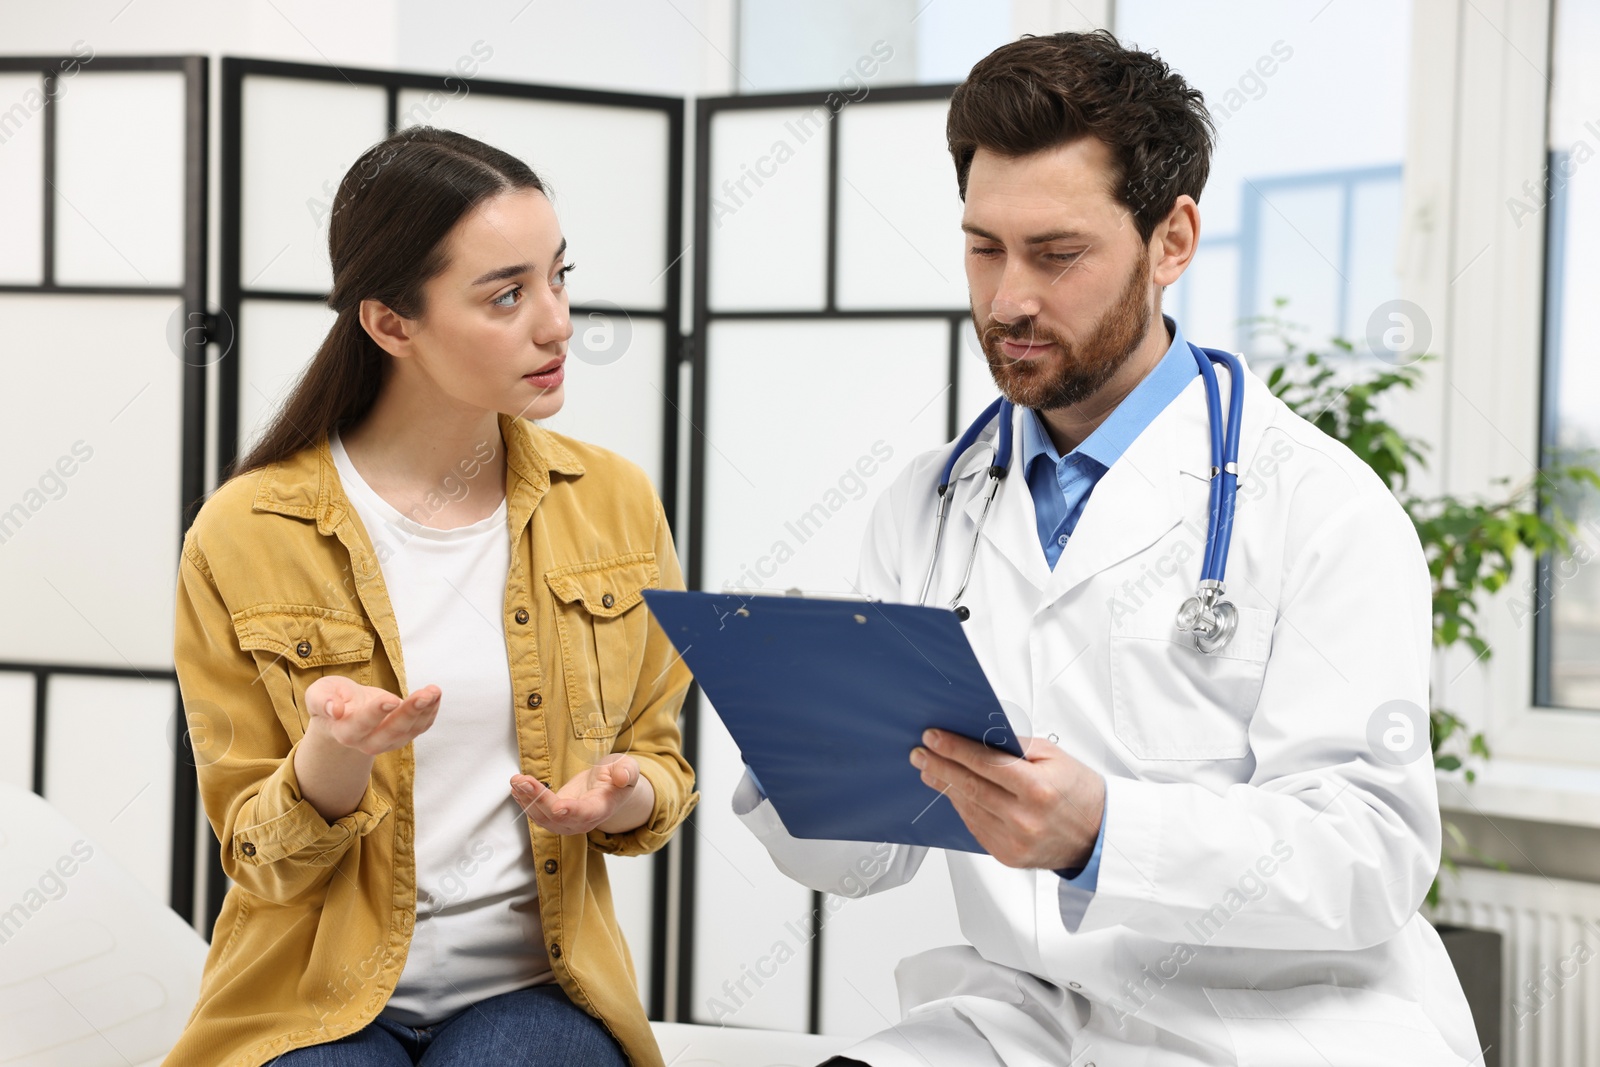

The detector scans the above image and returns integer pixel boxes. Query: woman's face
[398,187,575,421]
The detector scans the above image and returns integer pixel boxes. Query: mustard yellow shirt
[166,411,697,1067]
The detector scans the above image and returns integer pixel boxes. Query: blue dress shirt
[1024,314,1197,904]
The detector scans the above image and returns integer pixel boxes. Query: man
[732,29,1481,1066]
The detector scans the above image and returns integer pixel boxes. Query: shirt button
[549,942,561,959]
[240,841,257,857]
[544,858,558,874]
[296,640,312,658]
[514,608,529,625]
[527,692,543,708]
[601,592,615,609]
[1049,733,1059,743]
[1057,534,1069,545]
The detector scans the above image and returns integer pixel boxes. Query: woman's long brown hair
[225,125,547,483]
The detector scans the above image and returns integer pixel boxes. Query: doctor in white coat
[731,29,1483,1067]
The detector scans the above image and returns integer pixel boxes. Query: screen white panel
[700,319,950,594]
[605,853,654,1005]
[241,77,387,293]
[52,72,185,287]
[0,672,36,790]
[691,318,951,1027]
[817,850,965,1036]
[954,317,999,436]
[690,700,813,1029]
[835,99,966,310]
[0,73,44,284]
[397,91,671,312]
[42,674,176,904]
[237,298,338,459]
[708,108,830,311]
[0,294,183,669]
[538,317,665,490]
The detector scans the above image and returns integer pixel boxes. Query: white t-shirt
[328,429,552,1026]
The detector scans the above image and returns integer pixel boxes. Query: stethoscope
[917,341,1246,654]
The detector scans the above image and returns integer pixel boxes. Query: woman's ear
[359,297,417,360]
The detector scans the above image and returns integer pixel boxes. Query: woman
[166,126,696,1067]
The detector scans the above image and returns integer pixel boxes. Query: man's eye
[969,247,1001,257]
[1047,252,1084,263]
[493,286,522,308]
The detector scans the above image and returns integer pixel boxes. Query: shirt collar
[252,410,584,531]
[1021,313,1196,477]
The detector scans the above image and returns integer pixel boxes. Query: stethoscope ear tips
[955,605,971,621]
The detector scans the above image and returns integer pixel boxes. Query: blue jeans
[269,983,629,1065]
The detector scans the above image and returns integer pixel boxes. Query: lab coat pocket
[1202,984,1460,1066]
[1108,604,1272,761]
[545,552,659,751]
[232,604,378,743]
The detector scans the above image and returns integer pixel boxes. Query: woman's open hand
[304,674,441,755]
[511,755,654,836]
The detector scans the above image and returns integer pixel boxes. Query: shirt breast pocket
[1108,602,1274,761]
[544,551,659,752]
[232,605,378,743]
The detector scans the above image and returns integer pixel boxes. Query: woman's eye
[553,261,578,288]
[493,286,522,308]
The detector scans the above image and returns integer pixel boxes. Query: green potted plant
[1245,301,1600,1064]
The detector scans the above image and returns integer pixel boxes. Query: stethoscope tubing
[922,342,1245,628]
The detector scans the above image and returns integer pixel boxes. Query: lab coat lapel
[1038,374,1217,612]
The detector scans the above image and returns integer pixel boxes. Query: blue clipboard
[641,589,1023,853]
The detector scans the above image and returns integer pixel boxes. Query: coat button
[527,692,542,708]
[240,841,257,856]
[549,942,561,959]
[295,640,311,658]
[514,608,529,624]
[601,592,615,609]
[1068,980,1082,989]
[544,858,558,874]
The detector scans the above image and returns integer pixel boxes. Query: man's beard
[973,252,1153,412]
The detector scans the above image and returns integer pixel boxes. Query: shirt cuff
[1054,792,1106,931]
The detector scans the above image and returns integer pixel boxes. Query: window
[1114,0,1411,360]
[1536,0,1600,711]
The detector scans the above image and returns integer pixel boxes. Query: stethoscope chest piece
[1175,580,1238,654]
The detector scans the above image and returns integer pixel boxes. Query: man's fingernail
[923,729,940,746]
[416,693,436,708]
[380,701,398,712]
[554,808,568,816]
[910,748,926,768]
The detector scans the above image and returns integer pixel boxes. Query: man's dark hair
[946,29,1216,245]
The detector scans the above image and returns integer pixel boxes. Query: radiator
[1431,866,1600,1067]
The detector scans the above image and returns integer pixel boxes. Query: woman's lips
[523,359,565,388]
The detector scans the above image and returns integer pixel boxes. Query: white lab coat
[733,355,1481,1066]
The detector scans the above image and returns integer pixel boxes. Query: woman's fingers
[364,687,440,750]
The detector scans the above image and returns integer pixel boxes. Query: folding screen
[0,52,210,1056]
[683,82,1000,1035]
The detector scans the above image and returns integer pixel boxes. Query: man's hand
[910,729,1104,871]
[511,754,655,836]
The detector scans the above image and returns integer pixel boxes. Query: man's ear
[1151,195,1200,288]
